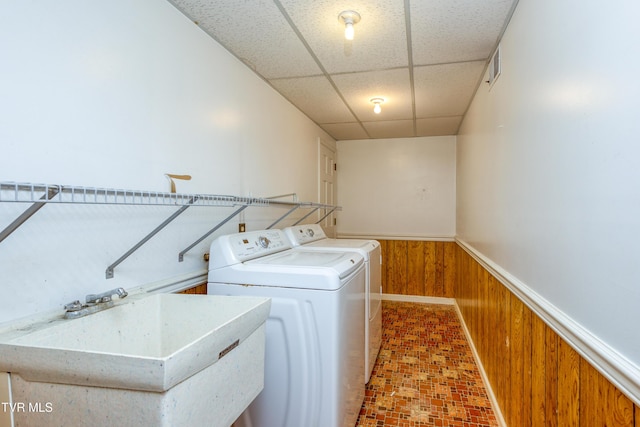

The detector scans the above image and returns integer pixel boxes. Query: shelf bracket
[178,205,248,262]
[266,205,300,229]
[292,207,319,226]
[0,186,60,244]
[316,207,337,224]
[105,196,199,279]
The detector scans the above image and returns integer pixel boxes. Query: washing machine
[283,223,382,384]
[207,229,365,427]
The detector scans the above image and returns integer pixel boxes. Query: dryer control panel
[283,223,327,246]
[209,230,292,268]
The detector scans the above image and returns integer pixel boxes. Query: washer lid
[246,249,363,278]
[209,250,364,290]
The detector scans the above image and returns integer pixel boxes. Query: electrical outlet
[239,223,246,232]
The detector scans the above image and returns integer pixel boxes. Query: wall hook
[165,174,192,193]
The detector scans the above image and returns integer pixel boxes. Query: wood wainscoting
[379,239,456,297]
[178,283,207,294]
[455,244,639,427]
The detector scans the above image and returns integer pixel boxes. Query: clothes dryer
[283,223,382,383]
[208,229,365,427]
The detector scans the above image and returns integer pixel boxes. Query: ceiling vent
[487,45,501,88]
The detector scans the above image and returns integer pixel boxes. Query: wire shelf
[0,181,341,278]
[0,182,270,207]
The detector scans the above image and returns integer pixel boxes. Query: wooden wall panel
[378,239,456,298]
[178,283,207,294]
[531,315,547,426]
[443,242,456,297]
[407,240,425,295]
[390,240,408,294]
[424,241,436,296]
[558,339,580,427]
[455,247,640,427]
[545,325,559,427]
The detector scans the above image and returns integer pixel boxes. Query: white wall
[457,0,640,399]
[0,0,333,324]
[337,136,456,239]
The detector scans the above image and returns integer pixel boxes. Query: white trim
[143,270,208,294]
[453,302,507,427]
[382,293,455,305]
[456,238,640,407]
[337,233,455,242]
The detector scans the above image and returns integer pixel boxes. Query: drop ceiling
[167,0,518,140]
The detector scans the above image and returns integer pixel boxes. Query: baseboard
[456,238,640,407]
[382,293,455,305]
[337,233,455,242]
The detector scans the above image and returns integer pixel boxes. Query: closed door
[318,139,336,237]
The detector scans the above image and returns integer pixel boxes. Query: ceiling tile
[416,117,462,136]
[168,0,518,140]
[363,120,415,139]
[170,0,321,78]
[320,123,369,140]
[332,68,412,122]
[414,61,485,117]
[410,0,514,65]
[279,0,408,73]
[269,76,355,124]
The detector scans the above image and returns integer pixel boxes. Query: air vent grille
[488,46,501,87]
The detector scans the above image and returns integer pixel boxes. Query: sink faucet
[64,287,128,319]
[86,287,128,304]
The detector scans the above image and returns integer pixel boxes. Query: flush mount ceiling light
[338,10,361,41]
[370,97,385,114]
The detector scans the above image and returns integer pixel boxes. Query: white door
[318,138,336,237]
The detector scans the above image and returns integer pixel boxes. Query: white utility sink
[0,292,270,427]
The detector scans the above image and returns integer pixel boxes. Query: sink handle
[86,287,128,304]
[64,300,83,312]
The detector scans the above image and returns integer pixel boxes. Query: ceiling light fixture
[338,10,361,41]
[370,97,385,114]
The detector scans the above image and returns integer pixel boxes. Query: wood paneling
[379,239,456,298]
[178,283,207,294]
[558,339,580,427]
[455,246,640,427]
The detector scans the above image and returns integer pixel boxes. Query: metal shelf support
[178,205,248,262]
[316,207,338,224]
[0,185,59,244]
[292,207,319,226]
[105,197,199,279]
[266,205,301,229]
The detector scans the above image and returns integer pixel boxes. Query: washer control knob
[307,229,315,237]
[258,236,270,248]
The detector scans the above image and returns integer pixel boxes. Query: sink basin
[0,292,271,427]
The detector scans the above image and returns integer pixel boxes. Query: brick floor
[356,301,498,427]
